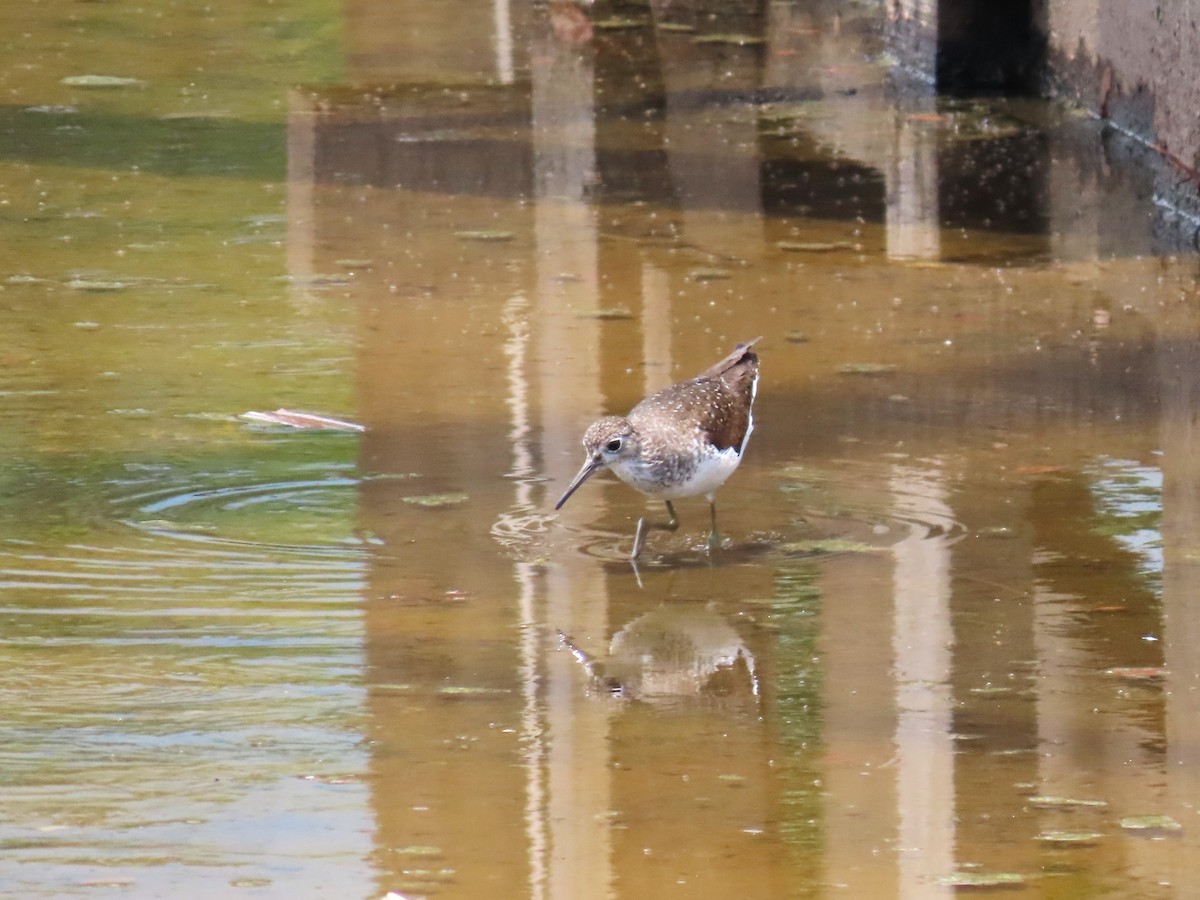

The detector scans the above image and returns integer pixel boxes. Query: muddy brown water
[3,1,1200,897]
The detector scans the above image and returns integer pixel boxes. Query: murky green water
[4,1,1200,897]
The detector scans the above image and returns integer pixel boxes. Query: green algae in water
[692,33,765,46]
[578,306,635,321]
[1028,796,1108,809]
[454,230,515,242]
[782,539,878,555]
[777,240,855,253]
[593,17,648,30]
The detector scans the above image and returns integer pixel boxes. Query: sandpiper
[556,338,761,559]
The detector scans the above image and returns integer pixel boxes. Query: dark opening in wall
[888,0,1046,94]
[937,0,1045,93]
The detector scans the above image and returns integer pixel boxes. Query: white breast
[614,444,744,500]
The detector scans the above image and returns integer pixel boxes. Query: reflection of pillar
[1158,287,1200,895]
[657,25,766,262]
[284,89,317,288]
[493,0,515,84]
[819,529,899,894]
[891,466,955,895]
[640,262,673,398]
[886,112,941,261]
[949,469,1039,875]
[1031,572,1152,864]
[886,0,937,82]
[530,31,614,900]
[1045,115,1157,261]
[1031,472,1162,850]
[1031,568,1170,889]
[342,0,530,83]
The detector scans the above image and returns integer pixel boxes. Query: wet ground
[3,1,1200,897]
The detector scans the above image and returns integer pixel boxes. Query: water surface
[2,1,1199,898]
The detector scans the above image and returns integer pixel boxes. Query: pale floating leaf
[79,877,138,887]
[783,539,878,555]
[1036,831,1104,844]
[391,845,444,857]
[936,872,1025,888]
[402,492,469,509]
[280,273,353,286]
[658,23,696,32]
[579,306,635,320]
[454,230,515,242]
[437,685,511,696]
[593,17,647,29]
[688,267,732,282]
[66,279,128,292]
[334,258,374,269]
[1027,795,1108,809]
[241,409,364,432]
[1106,667,1168,681]
[61,74,144,88]
[777,240,854,252]
[301,772,361,784]
[1119,815,1182,832]
[838,362,897,376]
[692,33,765,46]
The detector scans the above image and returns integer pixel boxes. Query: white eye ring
[605,438,623,453]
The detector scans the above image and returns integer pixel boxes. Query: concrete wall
[1044,0,1200,170]
[888,0,1200,230]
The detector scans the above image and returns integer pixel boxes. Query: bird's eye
[605,438,623,453]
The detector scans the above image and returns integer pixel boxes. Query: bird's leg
[630,501,680,560]
[707,496,720,551]
[631,518,649,560]
[665,500,679,531]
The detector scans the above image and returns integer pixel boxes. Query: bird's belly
[615,447,743,500]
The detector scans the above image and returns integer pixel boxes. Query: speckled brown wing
[631,339,760,455]
[698,339,759,453]
[694,337,761,382]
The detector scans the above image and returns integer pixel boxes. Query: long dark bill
[555,457,603,509]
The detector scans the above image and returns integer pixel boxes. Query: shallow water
[3,1,1200,897]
